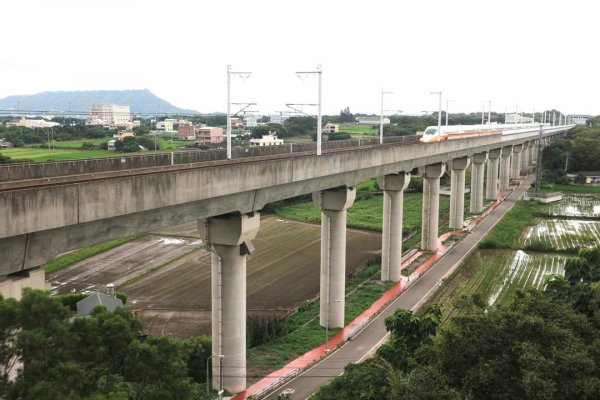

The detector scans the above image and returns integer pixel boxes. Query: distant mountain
[0,89,200,116]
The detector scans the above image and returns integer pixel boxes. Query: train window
[425,128,437,135]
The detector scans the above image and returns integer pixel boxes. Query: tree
[339,107,354,123]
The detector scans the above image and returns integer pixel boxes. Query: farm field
[547,193,600,217]
[1,147,115,161]
[276,192,451,233]
[522,219,600,250]
[51,215,381,338]
[430,250,570,325]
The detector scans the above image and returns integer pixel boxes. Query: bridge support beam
[449,157,470,229]
[421,163,445,251]
[486,148,501,200]
[377,172,410,282]
[511,144,524,179]
[200,212,260,394]
[500,146,512,190]
[313,187,356,329]
[470,152,487,213]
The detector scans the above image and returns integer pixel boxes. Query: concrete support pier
[200,213,260,394]
[470,152,487,213]
[421,163,445,251]
[521,143,530,173]
[449,157,470,229]
[486,148,501,200]
[511,144,523,179]
[313,187,356,329]
[377,172,410,282]
[500,146,512,190]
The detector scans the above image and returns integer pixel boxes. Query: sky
[1,0,597,116]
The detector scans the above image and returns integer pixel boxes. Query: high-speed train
[419,123,549,143]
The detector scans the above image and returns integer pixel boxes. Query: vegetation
[0,289,211,400]
[479,200,546,249]
[43,233,145,274]
[313,276,600,400]
[247,261,391,374]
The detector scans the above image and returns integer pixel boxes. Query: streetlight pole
[429,92,442,138]
[487,100,492,130]
[206,354,224,396]
[380,90,393,144]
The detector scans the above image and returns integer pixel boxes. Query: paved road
[266,176,533,399]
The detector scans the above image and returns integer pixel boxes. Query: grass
[338,124,378,135]
[25,138,111,148]
[247,262,392,373]
[43,233,146,274]
[479,200,546,249]
[275,192,451,234]
[545,183,600,193]
[1,147,115,162]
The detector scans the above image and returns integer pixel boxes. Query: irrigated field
[430,250,570,325]
[547,193,600,217]
[522,219,600,250]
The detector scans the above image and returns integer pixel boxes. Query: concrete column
[313,187,356,329]
[421,163,445,251]
[499,146,512,190]
[486,148,501,200]
[511,144,523,179]
[200,213,260,394]
[448,157,470,229]
[521,143,529,173]
[377,172,410,281]
[470,152,487,213]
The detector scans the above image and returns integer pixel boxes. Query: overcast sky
[1,0,597,116]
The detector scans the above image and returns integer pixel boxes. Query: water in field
[521,219,600,250]
[548,193,600,217]
[485,250,567,305]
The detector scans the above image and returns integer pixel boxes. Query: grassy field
[479,200,547,249]
[43,233,146,274]
[275,192,451,234]
[338,124,378,135]
[1,147,115,162]
[546,183,600,193]
[429,250,570,326]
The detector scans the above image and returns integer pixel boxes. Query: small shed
[76,292,123,316]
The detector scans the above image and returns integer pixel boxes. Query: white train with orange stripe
[419,123,548,143]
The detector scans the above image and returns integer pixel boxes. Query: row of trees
[313,247,600,400]
[0,290,212,400]
[0,125,117,147]
[543,124,600,178]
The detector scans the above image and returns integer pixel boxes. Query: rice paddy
[522,219,600,250]
[547,193,600,217]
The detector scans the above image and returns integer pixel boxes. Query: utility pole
[487,100,492,129]
[226,65,254,159]
[290,65,323,155]
[445,99,454,126]
[380,90,393,144]
[535,124,543,192]
[429,92,442,138]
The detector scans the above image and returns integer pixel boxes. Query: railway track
[0,137,422,192]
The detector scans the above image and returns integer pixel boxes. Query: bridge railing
[0,135,420,182]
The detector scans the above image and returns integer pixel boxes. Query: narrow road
[266,176,533,399]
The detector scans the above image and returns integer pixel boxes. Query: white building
[356,116,390,125]
[567,114,590,125]
[505,113,534,124]
[6,117,60,129]
[88,104,131,127]
[249,132,284,147]
[156,118,177,132]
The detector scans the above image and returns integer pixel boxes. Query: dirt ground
[49,236,202,295]
[48,216,382,338]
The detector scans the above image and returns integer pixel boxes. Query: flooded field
[522,219,600,250]
[547,193,600,217]
[432,250,570,324]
